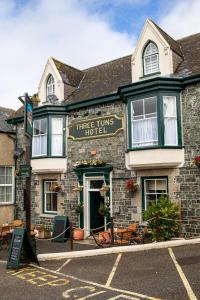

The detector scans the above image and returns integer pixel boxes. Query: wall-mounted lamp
[99,184,110,197]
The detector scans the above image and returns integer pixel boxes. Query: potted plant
[126,179,140,192]
[37,224,51,239]
[73,203,84,240]
[99,202,110,217]
[192,156,200,167]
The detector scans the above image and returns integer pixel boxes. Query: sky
[1,0,200,110]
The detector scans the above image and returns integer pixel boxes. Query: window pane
[6,186,12,202]
[132,100,143,118]
[163,96,178,145]
[41,135,47,155]
[0,186,5,202]
[144,97,157,115]
[0,167,5,184]
[90,180,104,189]
[44,181,58,213]
[163,96,176,117]
[132,118,158,147]
[51,135,62,156]
[52,193,57,211]
[33,120,40,135]
[52,118,63,134]
[40,119,47,134]
[144,178,168,209]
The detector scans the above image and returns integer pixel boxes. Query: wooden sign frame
[7,228,39,271]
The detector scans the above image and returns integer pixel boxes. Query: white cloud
[159,0,200,39]
[0,0,134,109]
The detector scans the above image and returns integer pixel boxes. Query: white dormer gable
[132,19,174,82]
[38,57,64,105]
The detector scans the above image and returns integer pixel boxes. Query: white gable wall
[38,58,64,105]
[132,20,173,82]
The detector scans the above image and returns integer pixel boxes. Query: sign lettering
[68,115,123,140]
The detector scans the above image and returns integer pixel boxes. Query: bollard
[70,223,74,251]
[110,217,114,246]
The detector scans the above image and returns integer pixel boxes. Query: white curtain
[163,96,177,145]
[32,135,47,156]
[51,118,63,156]
[132,117,158,147]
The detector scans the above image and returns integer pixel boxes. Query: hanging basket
[126,179,140,192]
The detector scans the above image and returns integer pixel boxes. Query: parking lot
[0,243,200,299]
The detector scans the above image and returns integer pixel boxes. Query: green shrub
[143,195,180,241]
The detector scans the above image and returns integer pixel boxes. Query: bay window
[129,93,181,149]
[0,166,14,204]
[32,116,64,157]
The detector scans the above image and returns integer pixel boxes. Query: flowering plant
[50,183,63,192]
[192,156,200,167]
[99,184,109,197]
[126,179,140,192]
[74,159,106,168]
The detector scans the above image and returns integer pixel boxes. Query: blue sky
[0,0,200,109]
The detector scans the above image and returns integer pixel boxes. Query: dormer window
[46,74,55,100]
[143,42,159,75]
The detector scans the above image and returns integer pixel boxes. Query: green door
[90,191,104,232]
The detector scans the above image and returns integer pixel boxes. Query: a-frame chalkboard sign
[7,228,39,271]
[52,216,70,243]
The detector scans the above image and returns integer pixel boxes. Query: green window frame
[32,115,65,158]
[127,91,182,150]
[142,176,168,210]
[43,180,58,214]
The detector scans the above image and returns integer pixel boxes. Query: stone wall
[66,101,136,228]
[175,83,200,236]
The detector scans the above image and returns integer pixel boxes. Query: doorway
[85,177,105,235]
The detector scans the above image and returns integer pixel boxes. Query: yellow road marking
[168,248,197,300]
[56,258,71,272]
[32,264,161,300]
[106,253,122,287]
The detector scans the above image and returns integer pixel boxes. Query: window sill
[0,202,14,206]
[139,72,161,79]
[40,214,57,218]
[31,156,66,159]
[126,145,184,152]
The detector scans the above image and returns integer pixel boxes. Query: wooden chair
[130,226,148,245]
[114,230,133,245]
[0,225,12,246]
[90,231,111,248]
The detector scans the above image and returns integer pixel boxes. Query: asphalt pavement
[0,243,200,299]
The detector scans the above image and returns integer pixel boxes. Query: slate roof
[0,106,15,133]
[175,33,200,76]
[66,55,132,103]
[150,19,183,57]
[52,58,84,86]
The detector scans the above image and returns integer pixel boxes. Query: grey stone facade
[175,84,200,236]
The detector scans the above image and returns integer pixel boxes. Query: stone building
[0,106,15,224]
[8,19,200,236]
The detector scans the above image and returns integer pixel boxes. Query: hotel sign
[68,115,123,140]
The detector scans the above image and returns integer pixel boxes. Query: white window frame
[143,42,159,75]
[0,166,14,205]
[44,181,58,214]
[32,118,47,157]
[46,75,55,98]
[144,178,168,210]
[131,97,158,147]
